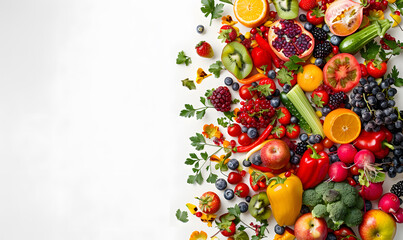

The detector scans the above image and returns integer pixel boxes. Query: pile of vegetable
[175,0,403,239]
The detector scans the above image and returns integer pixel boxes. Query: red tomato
[227,124,242,137]
[221,221,236,236]
[313,142,324,152]
[322,138,334,148]
[259,78,276,96]
[272,125,286,138]
[307,10,324,25]
[238,133,252,146]
[311,90,329,107]
[227,172,243,184]
[285,124,300,139]
[234,183,250,198]
[367,61,387,78]
[239,84,254,100]
[198,191,221,214]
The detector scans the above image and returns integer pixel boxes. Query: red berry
[260,26,267,32]
[332,45,339,55]
[360,63,368,77]
[269,11,277,19]
[264,31,269,39]
[250,28,257,35]
[195,212,202,217]
[240,170,247,177]
[382,0,388,6]
[285,171,291,177]
[230,140,236,148]
[395,11,401,16]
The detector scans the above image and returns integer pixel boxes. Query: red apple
[260,139,290,169]
[294,213,328,240]
[359,209,396,240]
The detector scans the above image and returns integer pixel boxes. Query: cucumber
[339,19,392,54]
[280,92,312,133]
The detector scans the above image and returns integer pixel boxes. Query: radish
[392,207,403,223]
[337,144,357,164]
[328,162,348,182]
[359,182,383,201]
[378,193,401,214]
[354,149,375,169]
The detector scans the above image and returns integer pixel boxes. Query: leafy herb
[249,84,274,97]
[383,39,402,56]
[387,65,403,87]
[181,78,196,90]
[180,93,215,119]
[232,99,240,104]
[284,56,304,74]
[312,94,325,107]
[276,68,294,85]
[209,61,224,78]
[227,204,241,218]
[176,51,192,66]
[201,0,224,25]
[360,40,380,61]
[175,209,189,223]
[190,133,207,150]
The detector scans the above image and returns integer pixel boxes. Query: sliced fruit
[268,20,314,61]
[233,0,270,28]
[323,53,361,92]
[325,0,364,36]
[272,0,299,20]
[221,41,254,80]
[297,64,323,92]
[323,108,361,144]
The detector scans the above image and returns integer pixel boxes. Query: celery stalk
[287,84,324,137]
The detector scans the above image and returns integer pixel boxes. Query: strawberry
[256,78,276,96]
[195,41,214,58]
[307,8,325,25]
[277,68,297,87]
[276,107,291,125]
[299,0,318,11]
[311,90,329,107]
[272,125,286,138]
[286,124,300,139]
[218,25,237,43]
[197,191,221,214]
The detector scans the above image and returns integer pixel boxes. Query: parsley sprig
[201,0,224,25]
[176,51,191,66]
[387,66,403,87]
[180,92,214,120]
[209,60,225,78]
[175,209,189,223]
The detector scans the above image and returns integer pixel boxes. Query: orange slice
[233,0,270,28]
[323,108,361,144]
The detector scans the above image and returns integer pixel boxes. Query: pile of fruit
[176,0,403,239]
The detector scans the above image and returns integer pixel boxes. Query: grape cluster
[236,97,275,129]
[208,86,232,112]
[350,77,402,134]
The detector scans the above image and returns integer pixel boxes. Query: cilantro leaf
[384,39,402,56]
[284,56,304,73]
[277,68,294,85]
[181,78,196,90]
[227,204,241,218]
[176,51,192,66]
[180,104,196,118]
[217,117,230,127]
[201,0,224,25]
[190,133,206,150]
[206,173,218,183]
[209,61,224,78]
[176,209,189,223]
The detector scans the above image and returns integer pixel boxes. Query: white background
[0,0,402,239]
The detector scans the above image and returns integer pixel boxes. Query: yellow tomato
[297,64,323,92]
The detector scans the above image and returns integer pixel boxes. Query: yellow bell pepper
[273,227,296,240]
[390,13,402,28]
[266,173,303,226]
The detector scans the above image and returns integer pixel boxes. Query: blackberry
[208,86,232,112]
[295,141,308,156]
[311,27,327,41]
[313,41,332,58]
[390,180,403,197]
[328,92,346,110]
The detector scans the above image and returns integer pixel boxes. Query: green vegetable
[327,201,347,221]
[344,208,363,227]
[287,84,324,137]
[176,51,192,66]
[339,19,392,54]
[280,92,312,133]
[209,60,224,78]
[315,182,334,195]
[312,204,328,218]
[322,189,341,204]
[302,189,322,207]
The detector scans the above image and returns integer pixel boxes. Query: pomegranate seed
[264,31,269,39]
[269,11,277,19]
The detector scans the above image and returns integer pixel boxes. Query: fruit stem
[307,145,322,159]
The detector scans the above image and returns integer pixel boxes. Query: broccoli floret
[315,182,335,196]
[355,196,364,209]
[344,208,363,227]
[303,189,323,207]
[327,201,347,221]
[324,217,344,231]
[323,189,341,203]
[333,182,359,207]
[312,204,328,218]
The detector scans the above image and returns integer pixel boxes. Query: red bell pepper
[353,127,394,159]
[296,145,330,190]
[255,33,284,68]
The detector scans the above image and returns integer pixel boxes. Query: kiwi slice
[248,192,272,221]
[221,42,253,80]
[272,0,299,20]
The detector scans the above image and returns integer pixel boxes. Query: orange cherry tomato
[322,137,334,149]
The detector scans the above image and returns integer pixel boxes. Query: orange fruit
[297,64,323,92]
[323,108,361,144]
[233,0,270,28]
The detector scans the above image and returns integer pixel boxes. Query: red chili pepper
[236,124,274,153]
[353,127,394,159]
[255,33,283,68]
[296,145,330,190]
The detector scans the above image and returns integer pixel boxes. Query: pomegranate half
[325,0,364,36]
[268,19,314,61]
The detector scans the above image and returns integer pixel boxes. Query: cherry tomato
[307,10,324,25]
[228,172,243,184]
[238,132,252,146]
[347,177,356,186]
[360,63,368,77]
[322,138,334,149]
[221,221,236,236]
[227,123,242,137]
[234,183,250,198]
[350,165,360,176]
[313,142,324,152]
[269,11,277,19]
[230,140,236,147]
[311,90,329,107]
[239,84,254,100]
[367,61,387,78]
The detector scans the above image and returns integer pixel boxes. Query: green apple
[359,209,396,240]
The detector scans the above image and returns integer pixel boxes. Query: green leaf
[205,88,214,97]
[200,97,206,106]
[284,56,304,73]
[237,225,246,231]
[277,68,294,85]
[312,7,325,17]
[388,66,403,87]
[201,152,208,160]
[217,117,230,128]
[312,93,325,107]
[181,78,196,90]
[175,209,189,223]
[396,0,403,9]
[195,172,204,185]
[176,51,192,66]
[228,204,241,218]
[196,109,206,120]
[206,173,218,183]
[187,175,196,184]
[201,0,224,25]
[276,108,285,119]
[185,158,196,165]
[189,153,198,158]
[209,61,224,78]
[360,40,380,61]
[190,133,206,150]
[180,104,196,118]
[249,84,274,97]
[232,98,240,104]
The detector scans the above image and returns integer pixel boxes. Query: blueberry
[227,159,239,170]
[291,156,300,164]
[304,22,313,31]
[322,106,332,116]
[314,134,323,144]
[300,205,310,214]
[273,89,280,97]
[364,200,372,211]
[388,78,395,85]
[241,126,248,133]
[283,84,291,93]
[290,150,295,157]
[344,103,352,109]
[196,25,204,34]
[330,154,340,163]
[394,148,403,157]
[243,159,252,167]
[239,34,245,41]
[270,97,281,108]
[353,175,359,183]
[232,82,240,91]
[247,127,258,139]
[388,166,397,178]
[224,189,235,200]
[397,166,403,173]
[290,116,299,124]
[388,88,397,97]
[299,133,308,142]
[274,224,285,235]
[215,178,227,190]
[314,58,324,67]
[359,78,367,85]
[330,35,342,46]
[367,76,375,82]
[245,196,251,202]
[238,202,249,213]
[326,233,337,240]
[299,14,307,22]
[267,70,276,79]
[224,77,233,86]
[251,154,262,166]
[309,134,316,144]
[380,81,390,89]
[322,24,330,33]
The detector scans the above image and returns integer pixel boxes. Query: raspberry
[208,86,232,112]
